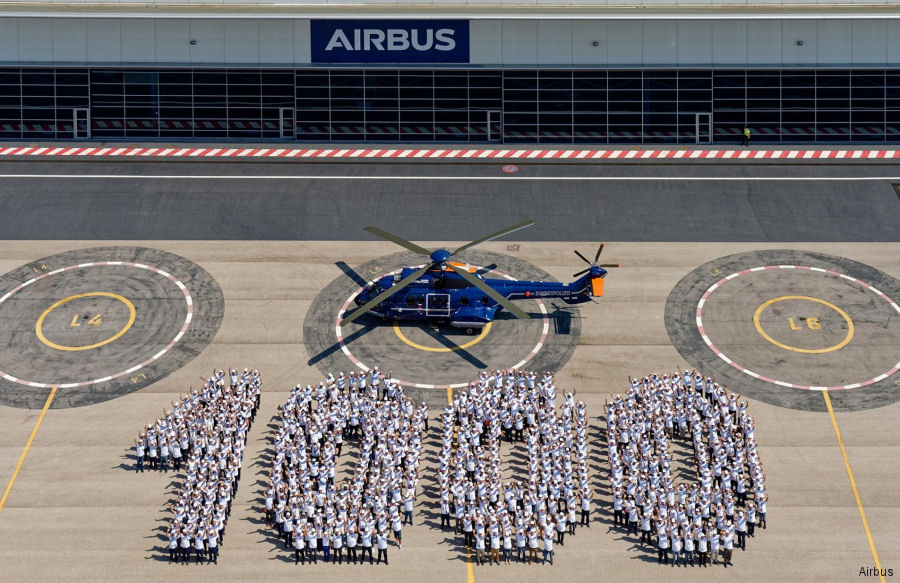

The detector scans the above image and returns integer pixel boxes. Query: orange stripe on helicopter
[445,261,477,273]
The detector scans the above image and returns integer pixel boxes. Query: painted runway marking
[1,174,900,181]
[696,265,900,390]
[0,387,57,513]
[0,261,193,388]
[823,391,886,583]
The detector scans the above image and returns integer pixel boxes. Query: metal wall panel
[3,18,900,67]
[0,19,19,61]
[501,20,539,65]
[86,19,121,63]
[604,21,644,65]
[156,20,191,63]
[18,19,52,61]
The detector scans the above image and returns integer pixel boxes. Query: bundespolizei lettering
[311,20,470,64]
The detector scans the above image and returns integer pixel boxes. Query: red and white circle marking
[335,266,551,389]
[696,265,900,391]
[0,261,194,388]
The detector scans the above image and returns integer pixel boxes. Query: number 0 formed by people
[439,370,592,566]
[265,373,426,565]
[605,371,767,567]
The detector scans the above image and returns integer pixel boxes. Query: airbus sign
[311,20,470,64]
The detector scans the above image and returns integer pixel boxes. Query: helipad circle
[752,295,854,354]
[304,249,582,394]
[0,247,224,409]
[665,249,900,412]
[35,292,137,351]
[393,321,493,352]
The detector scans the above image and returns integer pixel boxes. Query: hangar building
[1,1,899,144]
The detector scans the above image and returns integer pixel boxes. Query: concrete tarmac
[0,157,897,583]
[0,160,898,241]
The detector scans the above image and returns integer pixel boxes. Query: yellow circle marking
[393,322,492,353]
[35,292,136,352]
[752,295,854,354]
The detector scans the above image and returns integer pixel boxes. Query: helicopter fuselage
[352,264,606,330]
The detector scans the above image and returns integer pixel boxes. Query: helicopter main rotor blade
[364,226,432,256]
[574,249,593,265]
[341,265,431,325]
[449,264,530,320]
[572,268,591,278]
[452,219,535,255]
[593,244,605,264]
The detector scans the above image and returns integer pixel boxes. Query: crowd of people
[605,370,768,568]
[265,368,427,565]
[133,368,262,565]
[439,369,593,566]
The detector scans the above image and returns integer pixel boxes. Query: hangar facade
[1,1,899,144]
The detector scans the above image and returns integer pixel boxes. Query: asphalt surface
[1,160,898,241]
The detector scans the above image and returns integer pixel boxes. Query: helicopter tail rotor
[572,245,619,277]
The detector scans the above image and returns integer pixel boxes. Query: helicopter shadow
[402,324,490,370]
[550,304,581,335]
[335,261,370,288]
[307,319,377,366]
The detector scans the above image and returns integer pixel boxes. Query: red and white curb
[696,265,900,391]
[1,145,898,161]
[0,261,193,389]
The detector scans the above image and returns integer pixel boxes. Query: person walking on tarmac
[742,126,751,147]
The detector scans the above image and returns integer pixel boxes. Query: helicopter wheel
[465,328,475,335]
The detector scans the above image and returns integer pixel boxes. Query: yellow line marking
[393,322,491,353]
[0,387,57,513]
[823,391,885,583]
[753,295,854,354]
[36,292,136,351]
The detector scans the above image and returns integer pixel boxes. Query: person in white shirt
[542,528,554,565]
[722,529,734,567]
[376,530,389,565]
[292,531,304,565]
[135,438,145,473]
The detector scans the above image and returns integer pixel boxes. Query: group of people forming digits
[605,370,768,568]
[266,368,427,565]
[130,363,769,569]
[439,369,593,566]
[132,368,262,565]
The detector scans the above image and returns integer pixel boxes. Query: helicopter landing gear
[465,328,475,335]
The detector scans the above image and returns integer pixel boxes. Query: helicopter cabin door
[426,294,451,318]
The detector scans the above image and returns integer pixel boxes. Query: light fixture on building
[796,40,804,46]
[190,39,197,45]
[592,41,599,47]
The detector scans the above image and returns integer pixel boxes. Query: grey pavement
[0,160,898,241]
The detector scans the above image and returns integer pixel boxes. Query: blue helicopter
[340,220,617,333]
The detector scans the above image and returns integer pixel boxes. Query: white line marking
[0,174,898,182]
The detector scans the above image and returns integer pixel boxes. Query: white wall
[0,17,898,66]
